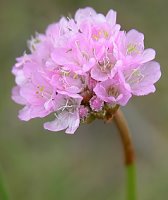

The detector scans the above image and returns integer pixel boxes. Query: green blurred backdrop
[0,0,168,199]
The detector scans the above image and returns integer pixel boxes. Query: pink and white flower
[12,7,161,134]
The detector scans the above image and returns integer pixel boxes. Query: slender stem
[126,164,136,200]
[114,109,136,200]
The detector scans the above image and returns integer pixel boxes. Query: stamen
[126,69,144,84]
[57,99,75,112]
[36,85,52,99]
[73,74,78,79]
[127,43,140,55]
[103,31,109,39]
[108,86,119,97]
[98,56,114,73]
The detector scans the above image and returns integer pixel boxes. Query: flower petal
[129,61,161,95]
[44,111,69,132]
[141,48,156,63]
[106,10,117,27]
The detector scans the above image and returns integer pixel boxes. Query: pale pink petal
[126,29,144,45]
[91,66,108,81]
[15,70,26,85]
[65,111,80,134]
[141,48,156,63]
[106,10,117,26]
[93,82,108,100]
[93,14,106,23]
[44,111,69,132]
[12,86,27,105]
[129,61,161,95]
[44,99,55,111]
[18,106,31,121]
[20,83,41,105]
[116,93,131,106]
[30,105,51,118]
[19,105,51,121]
[75,7,97,23]
[44,110,80,134]
[51,48,73,66]
[83,58,96,72]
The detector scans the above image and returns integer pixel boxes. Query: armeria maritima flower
[12,7,161,134]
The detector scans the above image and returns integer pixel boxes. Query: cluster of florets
[12,7,161,134]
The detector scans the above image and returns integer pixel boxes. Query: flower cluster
[12,7,161,134]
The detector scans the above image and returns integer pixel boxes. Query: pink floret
[89,96,104,111]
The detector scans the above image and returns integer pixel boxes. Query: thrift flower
[12,7,161,134]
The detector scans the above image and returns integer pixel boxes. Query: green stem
[114,109,136,200]
[126,164,136,200]
[0,168,9,200]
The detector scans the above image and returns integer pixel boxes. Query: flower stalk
[114,109,136,200]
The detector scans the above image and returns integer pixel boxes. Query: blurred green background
[0,0,168,199]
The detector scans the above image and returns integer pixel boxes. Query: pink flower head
[12,7,161,134]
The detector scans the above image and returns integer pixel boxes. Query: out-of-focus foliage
[0,0,168,199]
